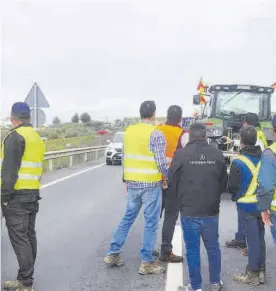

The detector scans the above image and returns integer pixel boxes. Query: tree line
[52,112,92,125]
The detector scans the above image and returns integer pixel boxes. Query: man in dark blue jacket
[228,126,264,286]
[256,114,276,244]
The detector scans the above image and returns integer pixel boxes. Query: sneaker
[159,252,183,263]
[138,261,166,275]
[233,269,260,286]
[15,287,34,291]
[4,280,23,290]
[225,239,246,249]
[104,254,125,267]
[211,280,223,291]
[259,268,266,284]
[178,283,202,290]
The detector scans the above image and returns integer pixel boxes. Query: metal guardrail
[44,145,107,171]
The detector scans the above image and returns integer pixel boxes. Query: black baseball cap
[244,113,259,127]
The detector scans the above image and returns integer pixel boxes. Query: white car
[105,132,124,165]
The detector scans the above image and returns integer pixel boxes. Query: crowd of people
[1,101,276,291]
[104,101,276,291]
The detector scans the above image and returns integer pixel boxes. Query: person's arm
[219,155,228,194]
[150,130,168,180]
[168,149,181,186]
[1,132,25,198]
[256,149,276,211]
[227,161,242,201]
[179,131,189,148]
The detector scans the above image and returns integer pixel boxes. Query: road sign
[24,82,50,108]
[30,108,46,128]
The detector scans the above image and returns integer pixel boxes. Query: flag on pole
[197,78,209,104]
[272,82,276,89]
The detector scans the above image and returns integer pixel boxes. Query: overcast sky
[1,0,276,123]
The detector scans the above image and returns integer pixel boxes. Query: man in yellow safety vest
[1,102,45,291]
[228,126,265,286]
[225,112,267,255]
[104,101,169,275]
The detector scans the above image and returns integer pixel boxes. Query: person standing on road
[156,105,186,263]
[1,102,45,291]
[227,126,265,286]
[225,112,267,255]
[256,114,276,243]
[104,101,168,275]
[169,122,227,291]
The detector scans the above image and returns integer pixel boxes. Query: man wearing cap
[157,105,187,263]
[1,102,45,291]
[257,114,276,246]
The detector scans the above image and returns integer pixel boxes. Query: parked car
[105,132,123,165]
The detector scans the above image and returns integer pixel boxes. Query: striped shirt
[123,122,169,189]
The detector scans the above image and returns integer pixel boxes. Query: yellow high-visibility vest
[266,142,276,211]
[257,129,268,149]
[233,155,260,204]
[123,123,162,182]
[0,126,45,190]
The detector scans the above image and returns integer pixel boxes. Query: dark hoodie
[228,145,262,213]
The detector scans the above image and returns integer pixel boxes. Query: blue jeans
[108,186,162,262]
[235,206,246,244]
[270,214,276,244]
[181,216,221,290]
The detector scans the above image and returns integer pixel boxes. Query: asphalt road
[2,160,276,291]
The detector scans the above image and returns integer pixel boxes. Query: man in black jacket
[1,102,45,291]
[169,122,227,291]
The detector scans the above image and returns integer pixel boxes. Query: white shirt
[180,132,190,147]
[256,139,265,151]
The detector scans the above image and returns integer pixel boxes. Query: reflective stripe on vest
[0,160,42,168]
[123,123,162,182]
[124,154,155,162]
[124,168,160,174]
[0,126,45,190]
[18,174,40,180]
[266,143,276,211]
[234,155,260,204]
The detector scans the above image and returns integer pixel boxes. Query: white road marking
[41,163,105,189]
[166,225,183,291]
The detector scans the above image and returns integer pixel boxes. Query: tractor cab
[193,84,275,152]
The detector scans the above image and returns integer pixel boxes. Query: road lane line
[166,225,183,291]
[41,163,105,189]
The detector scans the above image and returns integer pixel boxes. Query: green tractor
[192,84,275,159]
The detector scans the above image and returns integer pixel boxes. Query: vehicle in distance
[105,132,123,165]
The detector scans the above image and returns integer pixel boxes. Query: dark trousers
[161,188,179,255]
[235,206,246,244]
[240,209,266,271]
[3,200,39,287]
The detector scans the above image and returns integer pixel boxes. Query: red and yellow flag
[197,78,209,104]
[272,82,276,89]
